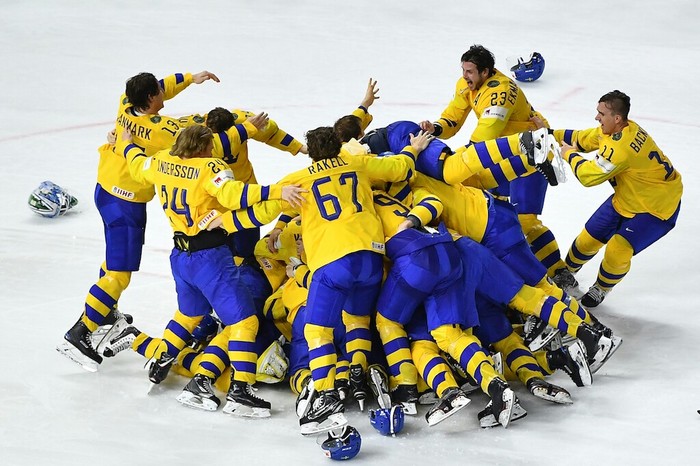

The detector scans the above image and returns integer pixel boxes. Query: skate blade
[498,391,516,428]
[400,402,417,416]
[369,373,392,410]
[176,391,219,411]
[56,342,99,372]
[222,401,271,418]
[568,341,593,387]
[591,335,623,374]
[93,316,130,355]
[531,386,573,405]
[300,413,348,436]
[527,326,560,352]
[147,381,163,395]
[427,396,471,427]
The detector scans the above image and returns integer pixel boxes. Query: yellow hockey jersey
[410,172,490,242]
[555,120,682,220]
[277,149,417,271]
[254,219,304,292]
[118,140,284,236]
[99,73,204,203]
[212,109,304,184]
[435,69,546,142]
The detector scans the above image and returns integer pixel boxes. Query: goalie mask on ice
[508,52,545,82]
[28,181,78,218]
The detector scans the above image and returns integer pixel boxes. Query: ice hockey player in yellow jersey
[554,90,682,307]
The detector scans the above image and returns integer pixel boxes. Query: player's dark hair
[306,126,342,162]
[599,90,630,120]
[171,125,213,159]
[206,107,235,133]
[461,45,496,76]
[333,115,363,143]
[125,72,161,111]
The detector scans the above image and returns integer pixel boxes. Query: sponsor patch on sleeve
[211,169,234,187]
[481,106,508,121]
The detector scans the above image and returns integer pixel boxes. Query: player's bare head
[306,127,342,162]
[461,45,495,75]
[125,72,161,111]
[206,107,235,133]
[333,115,363,143]
[171,125,214,159]
[599,90,630,121]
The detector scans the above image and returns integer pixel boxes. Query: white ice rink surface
[1,1,699,465]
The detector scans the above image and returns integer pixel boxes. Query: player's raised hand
[248,112,270,130]
[192,71,220,84]
[361,78,380,109]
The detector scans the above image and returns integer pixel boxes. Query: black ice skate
[546,340,592,387]
[581,284,608,308]
[480,378,524,428]
[223,380,271,418]
[92,309,134,355]
[299,389,348,436]
[148,352,175,384]
[523,315,560,352]
[103,325,141,357]
[391,384,419,415]
[576,323,622,374]
[520,129,558,186]
[176,373,221,411]
[56,320,102,372]
[368,365,392,410]
[349,364,369,411]
[552,267,579,294]
[526,377,573,404]
[425,386,471,427]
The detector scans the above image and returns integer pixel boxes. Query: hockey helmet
[321,426,361,460]
[28,181,78,218]
[509,52,545,82]
[369,405,405,436]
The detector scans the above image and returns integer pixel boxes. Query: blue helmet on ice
[510,52,545,82]
[369,405,405,436]
[321,426,361,461]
